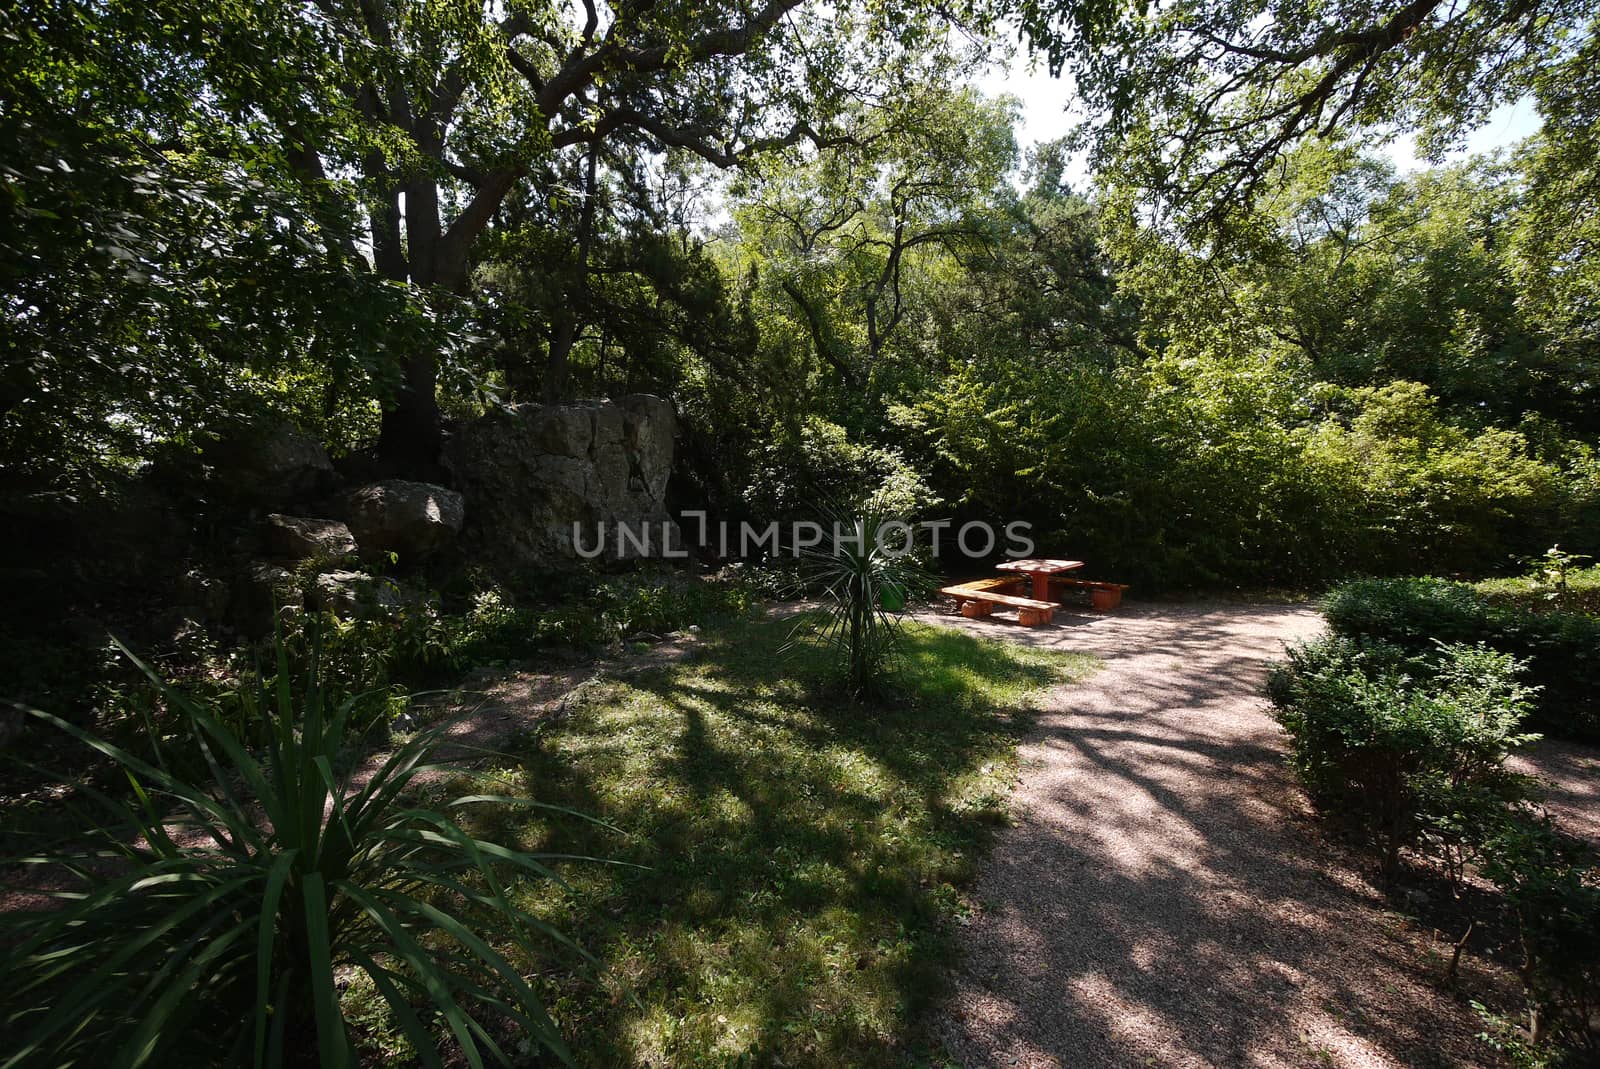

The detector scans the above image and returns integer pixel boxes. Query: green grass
[1473,564,1600,616]
[455,613,1096,1068]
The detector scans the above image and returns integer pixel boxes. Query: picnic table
[995,558,1084,601]
[940,557,1129,627]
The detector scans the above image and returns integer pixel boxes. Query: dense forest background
[4,0,1597,591]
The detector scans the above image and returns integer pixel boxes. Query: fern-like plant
[1,627,602,1068]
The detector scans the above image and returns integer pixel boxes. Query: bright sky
[974,48,1545,188]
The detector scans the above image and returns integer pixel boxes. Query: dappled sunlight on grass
[460,614,1095,1067]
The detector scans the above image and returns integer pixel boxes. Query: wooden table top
[995,558,1085,574]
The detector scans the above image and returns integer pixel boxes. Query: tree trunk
[544,143,600,403]
[377,352,443,475]
[374,169,458,476]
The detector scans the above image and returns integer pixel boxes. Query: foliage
[1267,636,1538,878]
[1302,381,1569,574]
[0,0,444,488]
[1322,578,1600,740]
[1480,818,1600,1056]
[1476,562,1600,618]
[790,507,931,699]
[1016,0,1590,235]
[731,84,1016,390]
[479,614,1096,1067]
[1272,616,1597,1059]
[280,572,760,689]
[743,417,938,526]
[0,628,599,1067]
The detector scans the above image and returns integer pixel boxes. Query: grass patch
[461,613,1095,1067]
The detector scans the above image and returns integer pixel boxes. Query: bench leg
[1018,606,1055,627]
[960,600,994,618]
[1090,588,1122,611]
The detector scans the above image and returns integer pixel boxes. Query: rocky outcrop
[445,395,677,564]
[263,514,358,561]
[234,561,299,635]
[177,567,231,621]
[343,480,464,561]
[310,570,404,617]
[217,426,335,504]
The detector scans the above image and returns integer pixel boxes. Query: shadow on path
[922,602,1515,1069]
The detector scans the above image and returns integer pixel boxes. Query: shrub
[1,628,598,1068]
[1480,818,1600,1056]
[1268,636,1538,879]
[790,507,930,700]
[590,571,755,639]
[1303,381,1568,575]
[1475,557,1600,617]
[744,417,938,524]
[1322,577,1600,742]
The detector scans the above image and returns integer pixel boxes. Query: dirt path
[921,601,1516,1069]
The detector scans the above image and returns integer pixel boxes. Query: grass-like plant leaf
[0,622,605,1068]
[789,501,931,699]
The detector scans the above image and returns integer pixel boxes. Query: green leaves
[1014,0,1583,236]
[1268,633,1540,879]
[0,623,595,1067]
[789,502,932,700]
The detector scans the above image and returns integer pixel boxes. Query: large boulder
[263,514,358,561]
[233,561,300,636]
[445,395,678,564]
[177,566,232,622]
[310,570,404,617]
[343,480,463,560]
[213,425,335,505]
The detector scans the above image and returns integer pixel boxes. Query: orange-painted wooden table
[995,558,1084,601]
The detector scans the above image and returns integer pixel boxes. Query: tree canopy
[3,0,1597,585]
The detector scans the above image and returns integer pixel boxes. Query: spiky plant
[793,505,929,699]
[1,627,606,1068]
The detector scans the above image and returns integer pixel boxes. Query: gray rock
[311,570,404,617]
[226,426,335,503]
[263,514,358,561]
[444,395,677,564]
[233,561,300,635]
[343,480,463,560]
[178,567,231,620]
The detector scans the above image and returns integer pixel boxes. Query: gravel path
[924,601,1516,1069]
[1511,738,1600,847]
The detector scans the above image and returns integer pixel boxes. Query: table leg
[1031,573,1051,601]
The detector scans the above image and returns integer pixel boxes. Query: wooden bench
[940,580,1057,626]
[1049,577,1130,611]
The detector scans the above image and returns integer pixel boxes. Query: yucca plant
[1,626,604,1068]
[793,504,930,699]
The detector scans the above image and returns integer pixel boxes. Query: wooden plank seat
[940,581,1056,626]
[951,576,1024,594]
[1049,576,1130,611]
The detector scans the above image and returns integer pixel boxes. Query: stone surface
[263,514,358,561]
[178,567,231,620]
[220,425,335,503]
[342,480,464,560]
[444,395,678,564]
[311,570,404,617]
[0,703,22,751]
[233,561,300,635]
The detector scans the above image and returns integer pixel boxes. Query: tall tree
[290,0,945,469]
[734,86,1016,394]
